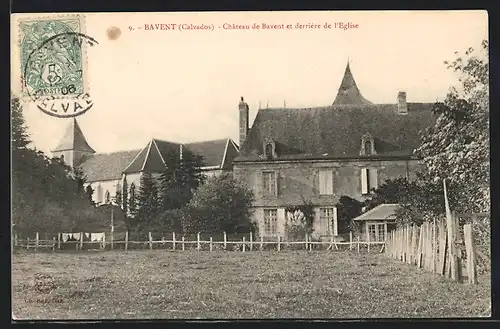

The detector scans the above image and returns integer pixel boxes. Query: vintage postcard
[10,11,490,320]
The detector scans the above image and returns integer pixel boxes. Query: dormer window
[360,133,376,156]
[263,137,276,159]
[265,143,273,159]
[364,140,372,155]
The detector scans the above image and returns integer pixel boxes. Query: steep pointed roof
[333,62,372,105]
[52,118,95,153]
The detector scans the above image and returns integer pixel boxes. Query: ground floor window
[263,209,278,236]
[367,222,387,242]
[319,207,335,235]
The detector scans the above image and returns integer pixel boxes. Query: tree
[363,178,420,211]
[284,199,315,241]
[159,149,205,212]
[415,40,489,213]
[335,196,363,234]
[183,174,254,234]
[72,165,87,195]
[85,185,94,204]
[11,96,30,150]
[11,95,104,234]
[132,173,159,231]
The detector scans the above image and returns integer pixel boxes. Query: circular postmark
[22,31,99,118]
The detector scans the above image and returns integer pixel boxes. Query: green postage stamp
[19,16,89,99]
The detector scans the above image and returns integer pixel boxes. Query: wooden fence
[385,218,478,284]
[13,231,386,253]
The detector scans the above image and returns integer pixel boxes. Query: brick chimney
[397,91,408,115]
[239,96,249,147]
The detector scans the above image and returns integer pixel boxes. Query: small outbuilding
[353,203,399,242]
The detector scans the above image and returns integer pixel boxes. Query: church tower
[52,118,95,168]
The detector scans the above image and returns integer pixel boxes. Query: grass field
[11,250,491,319]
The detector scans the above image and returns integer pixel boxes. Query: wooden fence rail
[385,219,478,284]
[14,231,386,253]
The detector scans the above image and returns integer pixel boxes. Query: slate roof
[80,138,238,182]
[185,139,238,168]
[53,118,95,153]
[353,204,400,221]
[235,62,436,162]
[235,103,435,162]
[79,150,140,182]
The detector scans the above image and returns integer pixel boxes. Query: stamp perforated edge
[16,13,92,101]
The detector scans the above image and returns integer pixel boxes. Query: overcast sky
[11,10,488,155]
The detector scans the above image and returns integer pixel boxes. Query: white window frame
[96,185,103,204]
[263,171,277,196]
[263,209,278,236]
[319,207,338,236]
[366,222,387,242]
[318,169,334,195]
[361,168,378,195]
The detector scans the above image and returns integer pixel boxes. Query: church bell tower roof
[52,118,95,153]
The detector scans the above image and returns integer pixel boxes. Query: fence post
[357,236,360,253]
[35,232,39,252]
[197,232,201,251]
[439,220,447,275]
[57,233,61,249]
[242,236,246,252]
[417,224,424,268]
[223,231,227,250]
[172,232,176,251]
[27,237,30,250]
[406,225,411,263]
[182,236,185,251]
[305,233,308,250]
[148,232,152,250]
[427,222,433,271]
[432,219,437,273]
[444,180,460,281]
[52,237,56,251]
[110,230,114,250]
[210,236,213,252]
[277,235,281,252]
[463,224,478,284]
[349,231,353,250]
[80,232,84,251]
[260,235,264,251]
[249,232,253,251]
[125,231,129,251]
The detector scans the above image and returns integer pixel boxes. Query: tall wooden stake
[172,232,176,251]
[443,179,460,281]
[35,232,39,252]
[125,231,129,251]
[463,224,478,284]
[349,231,353,250]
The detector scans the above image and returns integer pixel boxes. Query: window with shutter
[319,170,334,195]
[369,168,378,190]
[361,168,369,194]
[361,168,378,194]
